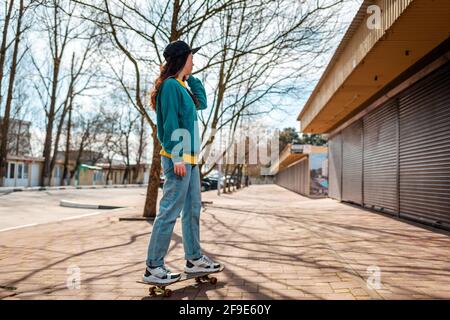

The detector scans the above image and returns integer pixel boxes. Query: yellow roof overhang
[298,0,450,133]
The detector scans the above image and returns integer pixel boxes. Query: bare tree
[0,0,28,186]
[71,0,259,217]
[99,108,120,184]
[30,0,95,186]
[197,0,344,179]
[133,113,148,184]
[60,94,72,185]
[69,110,104,184]
[48,30,99,185]
[59,0,349,214]
[0,1,15,107]
[9,62,33,157]
[115,107,140,184]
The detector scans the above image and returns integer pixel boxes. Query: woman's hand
[174,161,186,177]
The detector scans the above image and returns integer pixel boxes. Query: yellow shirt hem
[160,147,198,165]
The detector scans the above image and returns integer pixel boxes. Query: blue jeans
[146,156,202,267]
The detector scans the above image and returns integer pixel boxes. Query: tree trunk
[236,164,243,189]
[41,3,66,187]
[0,0,22,186]
[0,0,14,108]
[170,0,181,41]
[61,100,72,186]
[133,114,145,183]
[223,163,229,194]
[230,165,238,192]
[143,127,162,218]
[41,54,61,186]
[70,140,85,186]
[106,159,113,184]
[48,96,70,185]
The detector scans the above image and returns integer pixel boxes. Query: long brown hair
[149,52,200,111]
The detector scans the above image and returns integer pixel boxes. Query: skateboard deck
[137,265,225,297]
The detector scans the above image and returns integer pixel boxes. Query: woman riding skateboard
[143,40,221,285]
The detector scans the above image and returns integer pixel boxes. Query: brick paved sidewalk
[1,184,449,300]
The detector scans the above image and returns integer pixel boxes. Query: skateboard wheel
[164,289,172,297]
[195,277,202,283]
[149,287,156,296]
[210,277,217,285]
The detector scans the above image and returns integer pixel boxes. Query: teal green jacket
[156,75,207,163]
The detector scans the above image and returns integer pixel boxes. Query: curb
[118,216,155,221]
[0,184,147,194]
[60,200,124,210]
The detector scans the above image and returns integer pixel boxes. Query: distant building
[272,144,328,197]
[96,161,150,185]
[3,142,149,188]
[1,120,151,188]
[55,150,103,165]
[0,117,32,156]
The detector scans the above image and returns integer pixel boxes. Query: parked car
[201,180,211,192]
[202,177,218,190]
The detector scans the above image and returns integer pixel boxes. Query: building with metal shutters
[297,0,450,230]
[272,144,328,197]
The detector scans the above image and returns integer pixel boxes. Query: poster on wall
[309,152,329,196]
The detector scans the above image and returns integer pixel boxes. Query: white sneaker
[184,255,221,273]
[142,265,181,285]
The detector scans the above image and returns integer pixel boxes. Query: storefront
[328,62,450,229]
[298,0,450,230]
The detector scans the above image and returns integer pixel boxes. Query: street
[0,187,149,232]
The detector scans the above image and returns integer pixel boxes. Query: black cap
[163,40,201,61]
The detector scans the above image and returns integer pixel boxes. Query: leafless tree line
[0,0,352,217]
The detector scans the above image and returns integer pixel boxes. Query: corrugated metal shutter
[363,100,399,215]
[299,158,309,195]
[399,62,450,228]
[275,157,309,196]
[328,133,342,200]
[342,120,363,204]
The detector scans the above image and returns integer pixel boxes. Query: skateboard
[137,265,224,297]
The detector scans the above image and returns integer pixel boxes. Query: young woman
[143,40,221,285]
